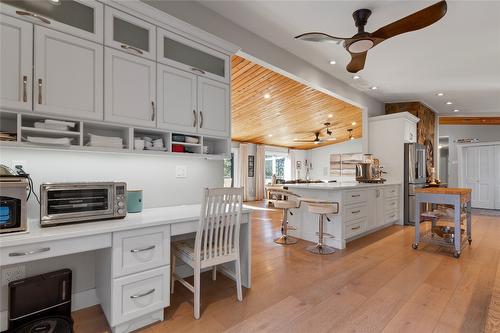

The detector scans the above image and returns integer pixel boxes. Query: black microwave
[0,178,28,234]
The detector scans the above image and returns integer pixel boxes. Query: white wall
[439,125,500,187]
[307,139,363,181]
[141,0,384,117]
[0,147,222,312]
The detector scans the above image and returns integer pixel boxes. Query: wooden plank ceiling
[231,55,362,149]
[439,117,500,125]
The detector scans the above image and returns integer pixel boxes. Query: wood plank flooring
[73,202,500,333]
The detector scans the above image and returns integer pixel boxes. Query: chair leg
[235,258,243,302]
[212,265,217,281]
[194,266,201,319]
[170,253,176,294]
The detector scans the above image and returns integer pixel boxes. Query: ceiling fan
[295,1,447,73]
[294,123,337,144]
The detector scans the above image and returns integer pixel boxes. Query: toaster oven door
[41,184,114,225]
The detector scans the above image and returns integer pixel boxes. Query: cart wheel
[454,251,461,259]
[412,243,418,250]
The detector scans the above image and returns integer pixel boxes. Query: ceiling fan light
[347,39,374,53]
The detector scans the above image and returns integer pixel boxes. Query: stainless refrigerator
[404,143,427,225]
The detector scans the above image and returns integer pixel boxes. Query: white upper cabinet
[197,77,229,137]
[157,28,230,84]
[0,0,103,43]
[105,7,156,61]
[404,120,417,143]
[157,64,197,132]
[34,26,103,120]
[0,14,32,111]
[105,47,156,127]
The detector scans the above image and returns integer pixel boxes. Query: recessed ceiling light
[352,75,361,80]
[264,93,271,99]
[328,114,333,118]
[268,134,273,137]
[370,86,378,90]
[436,92,444,96]
[351,122,356,125]
[350,136,355,140]
[48,0,61,4]
[453,109,460,112]
[329,60,336,65]
[446,101,453,105]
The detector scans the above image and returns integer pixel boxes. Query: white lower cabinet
[197,77,230,137]
[0,14,32,111]
[34,26,103,120]
[105,47,156,127]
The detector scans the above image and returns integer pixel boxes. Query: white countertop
[284,182,400,190]
[0,205,252,248]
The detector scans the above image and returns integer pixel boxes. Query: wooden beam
[439,117,500,125]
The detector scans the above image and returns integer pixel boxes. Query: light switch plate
[176,165,187,178]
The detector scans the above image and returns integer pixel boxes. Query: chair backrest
[195,187,243,263]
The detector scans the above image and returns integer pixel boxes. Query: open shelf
[21,127,81,137]
[0,111,18,142]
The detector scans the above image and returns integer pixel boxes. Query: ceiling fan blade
[371,1,447,41]
[294,32,346,43]
[346,51,367,73]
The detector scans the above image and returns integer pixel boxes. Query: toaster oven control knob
[118,208,125,215]
[117,201,125,208]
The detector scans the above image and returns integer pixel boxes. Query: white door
[157,64,197,133]
[197,77,229,137]
[495,145,500,209]
[104,48,156,127]
[0,14,32,111]
[464,146,495,209]
[34,26,103,120]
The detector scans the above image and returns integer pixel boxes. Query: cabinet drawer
[345,218,367,238]
[344,190,368,205]
[384,198,399,211]
[2,233,111,266]
[112,225,170,278]
[111,265,170,326]
[385,209,399,224]
[344,204,368,222]
[384,186,399,199]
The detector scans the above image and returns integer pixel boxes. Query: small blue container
[127,190,143,213]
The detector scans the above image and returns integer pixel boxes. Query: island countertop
[284,182,400,190]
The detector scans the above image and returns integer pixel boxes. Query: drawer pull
[190,67,206,75]
[121,44,143,55]
[390,214,396,218]
[130,288,155,299]
[351,194,360,198]
[351,226,361,230]
[352,210,361,214]
[9,247,50,257]
[16,10,51,24]
[130,245,156,253]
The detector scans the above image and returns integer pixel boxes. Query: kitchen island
[284,182,401,249]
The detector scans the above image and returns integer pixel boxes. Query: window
[265,154,289,183]
[224,153,234,187]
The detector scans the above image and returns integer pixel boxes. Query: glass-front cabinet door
[157,28,230,83]
[0,0,103,43]
[105,7,156,61]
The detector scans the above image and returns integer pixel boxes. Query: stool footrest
[316,232,335,238]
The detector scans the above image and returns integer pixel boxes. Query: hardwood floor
[72,202,500,333]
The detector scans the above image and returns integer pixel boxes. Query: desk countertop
[415,187,472,196]
[0,205,252,248]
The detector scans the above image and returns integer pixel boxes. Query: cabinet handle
[351,226,361,230]
[9,247,50,257]
[130,245,156,253]
[16,10,51,24]
[190,67,206,75]
[199,111,204,128]
[130,288,155,299]
[38,79,43,104]
[151,101,155,121]
[352,210,361,214]
[351,194,360,198]
[22,75,28,102]
[120,44,143,55]
[193,110,197,127]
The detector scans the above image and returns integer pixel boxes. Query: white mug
[134,139,145,150]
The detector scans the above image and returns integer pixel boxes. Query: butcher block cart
[412,188,472,258]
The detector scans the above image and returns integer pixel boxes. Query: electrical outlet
[2,265,26,286]
[175,165,187,178]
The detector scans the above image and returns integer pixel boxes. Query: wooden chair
[170,187,244,319]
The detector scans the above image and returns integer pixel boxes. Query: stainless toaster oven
[40,182,127,227]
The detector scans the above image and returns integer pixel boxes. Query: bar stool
[267,188,300,245]
[304,200,339,255]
